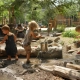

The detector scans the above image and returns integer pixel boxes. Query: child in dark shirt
[0,25,18,60]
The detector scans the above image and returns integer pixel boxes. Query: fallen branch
[39,64,80,80]
[66,63,80,70]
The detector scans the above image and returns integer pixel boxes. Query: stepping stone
[32,40,37,42]
[68,50,74,53]
[47,40,53,44]
[54,37,60,43]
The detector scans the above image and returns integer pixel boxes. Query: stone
[76,54,80,59]
[66,45,71,51]
[47,40,53,44]
[74,41,80,48]
[68,50,74,53]
[53,33,62,37]
[75,59,80,64]
[54,37,60,43]
[0,61,6,68]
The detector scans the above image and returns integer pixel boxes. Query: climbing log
[66,63,80,70]
[39,64,80,80]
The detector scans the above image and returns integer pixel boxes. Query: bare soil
[0,32,79,80]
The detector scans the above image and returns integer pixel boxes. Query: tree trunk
[39,64,80,80]
[9,9,11,24]
[66,63,80,70]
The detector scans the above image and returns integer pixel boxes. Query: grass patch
[62,30,79,38]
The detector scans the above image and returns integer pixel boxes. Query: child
[23,20,41,64]
[47,23,52,36]
[15,24,25,38]
[0,25,18,60]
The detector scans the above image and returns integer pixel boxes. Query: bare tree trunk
[9,9,11,24]
[39,64,80,80]
[66,63,80,70]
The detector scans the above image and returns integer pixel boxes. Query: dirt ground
[0,32,80,80]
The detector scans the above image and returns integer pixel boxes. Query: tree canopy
[0,0,79,25]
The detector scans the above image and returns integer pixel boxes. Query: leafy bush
[56,25,66,32]
[62,30,79,38]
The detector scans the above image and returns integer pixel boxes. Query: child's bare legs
[24,45,31,64]
[26,53,30,62]
[7,55,11,60]
[26,47,31,63]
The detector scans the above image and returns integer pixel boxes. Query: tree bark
[39,64,80,80]
[66,63,80,70]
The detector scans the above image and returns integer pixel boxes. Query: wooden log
[66,63,80,70]
[39,64,80,80]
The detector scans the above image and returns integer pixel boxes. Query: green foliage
[56,25,66,32]
[15,10,25,23]
[0,0,79,25]
[62,30,79,38]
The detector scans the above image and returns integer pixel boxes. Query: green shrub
[62,30,79,38]
[56,24,66,32]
